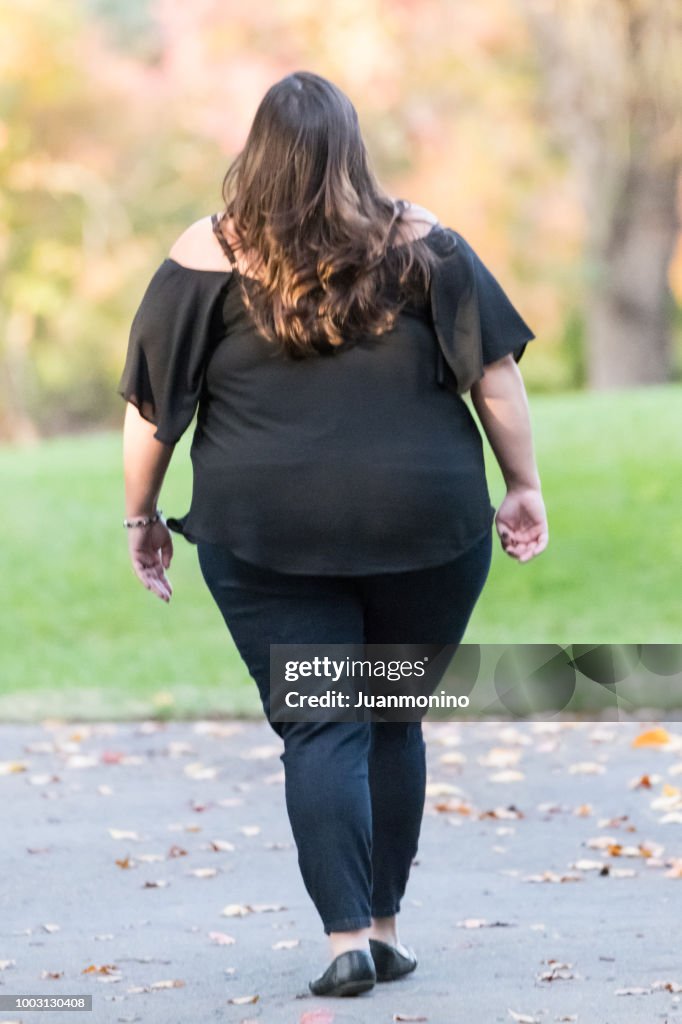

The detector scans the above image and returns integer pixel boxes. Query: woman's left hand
[127,520,174,602]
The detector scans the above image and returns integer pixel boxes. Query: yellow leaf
[632,728,670,748]
[82,964,118,975]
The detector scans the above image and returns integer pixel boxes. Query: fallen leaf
[240,745,281,760]
[439,751,466,766]
[597,814,633,829]
[272,939,300,949]
[209,839,236,853]
[101,750,126,764]
[82,964,119,975]
[299,1012,335,1024]
[585,835,619,851]
[479,806,524,820]
[142,879,169,888]
[523,871,582,883]
[108,829,141,841]
[221,904,251,917]
[632,727,670,748]
[184,762,218,780]
[508,1011,538,1023]
[434,800,472,814]
[572,859,607,871]
[221,901,287,916]
[42,923,60,933]
[651,979,682,993]
[489,770,525,783]
[478,747,521,767]
[568,762,605,775]
[66,755,98,769]
[537,959,576,982]
[209,931,236,945]
[228,994,259,1005]
[425,782,462,797]
[393,1015,428,1022]
[193,721,244,738]
[150,979,185,989]
[188,868,218,878]
[456,918,513,929]
[28,773,59,785]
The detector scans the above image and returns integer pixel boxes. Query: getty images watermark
[268,644,682,722]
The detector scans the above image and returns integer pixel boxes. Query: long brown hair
[218,71,439,357]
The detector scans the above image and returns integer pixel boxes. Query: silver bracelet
[123,509,163,529]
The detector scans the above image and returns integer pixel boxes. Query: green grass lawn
[1,384,680,720]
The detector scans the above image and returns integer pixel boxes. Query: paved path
[1,718,682,1024]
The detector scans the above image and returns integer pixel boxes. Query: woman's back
[118,202,535,574]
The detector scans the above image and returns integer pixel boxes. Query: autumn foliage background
[0,0,680,716]
[1,0,681,440]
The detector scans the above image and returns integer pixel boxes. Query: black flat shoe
[308,949,376,997]
[368,938,418,981]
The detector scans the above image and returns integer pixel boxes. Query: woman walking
[118,71,548,998]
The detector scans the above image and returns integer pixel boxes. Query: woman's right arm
[469,354,548,563]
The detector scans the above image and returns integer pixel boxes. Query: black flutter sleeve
[117,260,230,445]
[428,227,536,395]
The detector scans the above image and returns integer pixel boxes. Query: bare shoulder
[168,214,232,271]
[393,200,440,242]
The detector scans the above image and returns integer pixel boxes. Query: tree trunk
[0,309,40,443]
[586,155,680,388]
[516,0,682,389]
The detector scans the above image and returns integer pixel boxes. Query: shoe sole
[375,963,417,982]
[310,977,376,997]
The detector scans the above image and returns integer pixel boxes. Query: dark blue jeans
[197,529,493,934]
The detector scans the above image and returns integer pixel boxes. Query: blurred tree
[517,0,682,388]
[5,0,677,440]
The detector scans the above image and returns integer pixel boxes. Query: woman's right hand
[127,519,174,602]
[494,487,548,563]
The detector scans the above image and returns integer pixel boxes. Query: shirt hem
[166,510,495,576]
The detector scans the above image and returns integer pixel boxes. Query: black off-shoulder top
[117,220,535,574]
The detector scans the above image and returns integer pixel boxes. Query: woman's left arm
[122,401,175,602]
